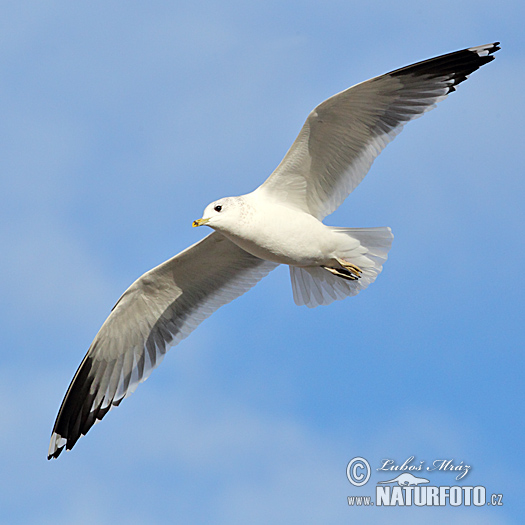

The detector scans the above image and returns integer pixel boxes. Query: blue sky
[1,1,523,523]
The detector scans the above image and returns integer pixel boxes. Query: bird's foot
[336,258,362,279]
[322,259,362,281]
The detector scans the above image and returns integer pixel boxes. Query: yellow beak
[192,218,210,227]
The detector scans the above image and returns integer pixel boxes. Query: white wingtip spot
[48,433,66,459]
[468,42,500,57]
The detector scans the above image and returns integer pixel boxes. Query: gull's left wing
[258,43,499,219]
[48,232,277,459]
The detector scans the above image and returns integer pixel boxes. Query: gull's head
[192,196,247,233]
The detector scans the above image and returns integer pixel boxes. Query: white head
[192,196,248,234]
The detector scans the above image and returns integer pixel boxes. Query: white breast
[218,195,336,266]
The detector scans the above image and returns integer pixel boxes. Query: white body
[197,190,394,307]
[210,191,354,267]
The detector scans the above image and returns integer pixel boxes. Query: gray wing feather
[48,232,277,459]
[259,43,499,219]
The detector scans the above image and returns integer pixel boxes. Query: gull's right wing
[48,232,277,459]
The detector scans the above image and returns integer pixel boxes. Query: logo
[377,473,429,486]
[345,456,504,509]
[346,457,371,487]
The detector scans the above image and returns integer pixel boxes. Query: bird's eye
[214,205,222,212]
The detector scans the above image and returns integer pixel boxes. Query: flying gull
[48,42,499,459]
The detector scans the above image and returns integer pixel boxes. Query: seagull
[48,42,499,459]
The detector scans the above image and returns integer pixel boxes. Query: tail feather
[290,227,393,308]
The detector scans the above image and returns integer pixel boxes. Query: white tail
[289,227,393,308]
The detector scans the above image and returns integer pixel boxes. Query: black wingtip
[389,42,500,91]
[467,42,501,64]
[48,354,97,460]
